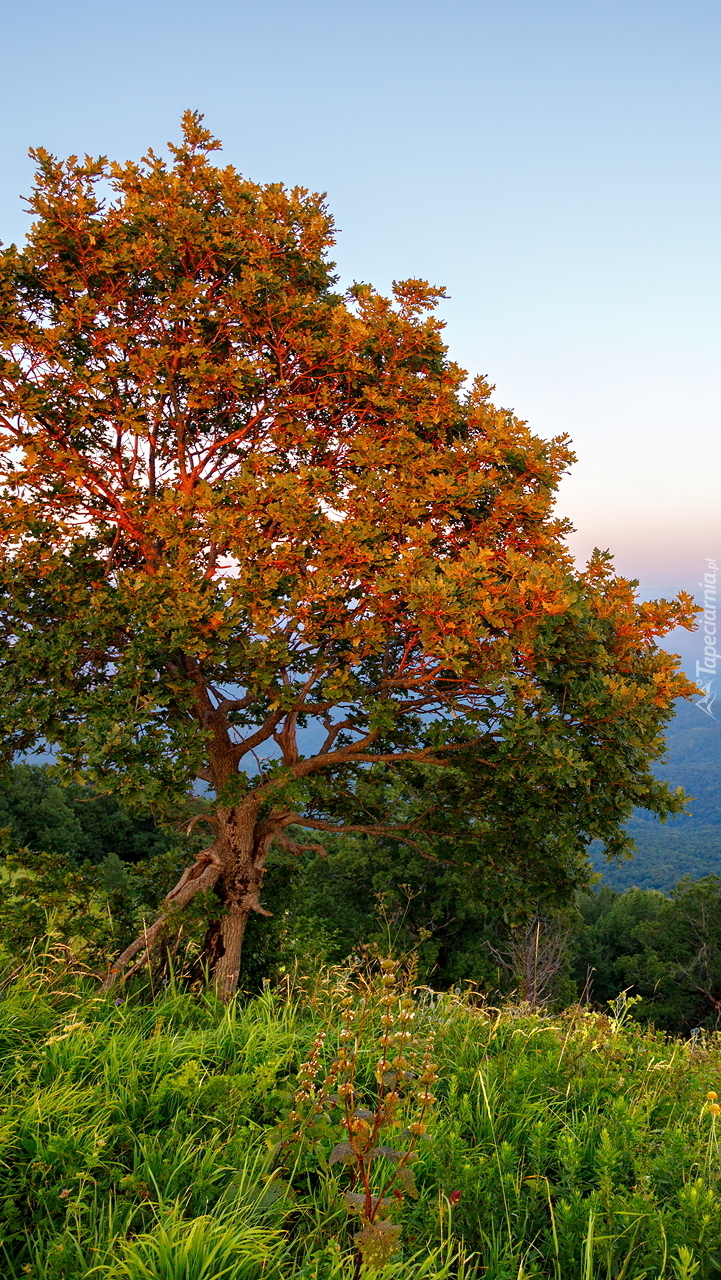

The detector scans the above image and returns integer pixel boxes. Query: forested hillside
[593,696,721,891]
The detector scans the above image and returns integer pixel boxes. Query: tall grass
[0,955,719,1278]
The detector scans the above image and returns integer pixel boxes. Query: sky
[2,0,719,676]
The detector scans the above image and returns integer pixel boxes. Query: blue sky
[2,0,719,670]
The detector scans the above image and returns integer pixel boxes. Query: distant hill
[592,696,721,892]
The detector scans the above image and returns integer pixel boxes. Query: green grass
[1,955,720,1279]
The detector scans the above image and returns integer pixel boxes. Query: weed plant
[280,956,441,1274]
[0,951,720,1278]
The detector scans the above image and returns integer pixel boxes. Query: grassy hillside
[593,697,721,891]
[3,954,721,1280]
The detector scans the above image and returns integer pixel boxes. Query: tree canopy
[575,876,721,1032]
[0,113,696,997]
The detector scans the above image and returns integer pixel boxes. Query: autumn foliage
[0,114,696,997]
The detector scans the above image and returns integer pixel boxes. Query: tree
[0,763,191,971]
[0,114,697,998]
[487,913,572,1010]
[0,762,174,866]
[574,877,721,1033]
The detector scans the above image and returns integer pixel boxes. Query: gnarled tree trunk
[206,801,271,1001]
[101,797,272,1002]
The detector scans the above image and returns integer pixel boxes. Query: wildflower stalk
[285,956,438,1274]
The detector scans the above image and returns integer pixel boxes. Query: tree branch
[277,814,452,864]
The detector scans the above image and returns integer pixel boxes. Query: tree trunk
[102,797,271,1002]
[211,905,249,1001]
[206,800,269,1001]
[100,843,223,992]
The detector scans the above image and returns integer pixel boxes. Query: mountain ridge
[592,696,721,892]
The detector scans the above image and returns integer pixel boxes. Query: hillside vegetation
[592,699,721,892]
[4,763,721,1033]
[2,954,720,1280]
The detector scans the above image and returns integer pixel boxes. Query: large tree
[0,114,696,998]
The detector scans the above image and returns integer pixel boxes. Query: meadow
[2,950,720,1280]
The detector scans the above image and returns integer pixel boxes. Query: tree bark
[212,904,249,1001]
